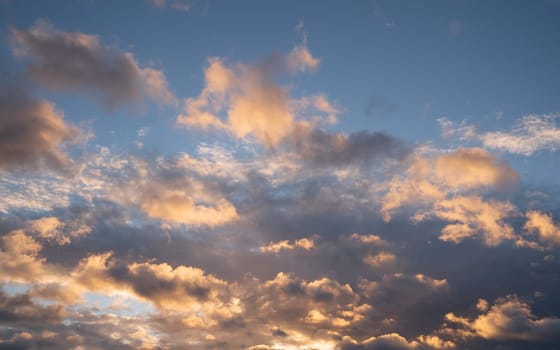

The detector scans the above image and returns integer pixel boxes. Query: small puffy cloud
[444,295,560,342]
[139,185,238,227]
[259,237,315,254]
[350,233,387,245]
[363,252,396,268]
[439,114,560,156]
[11,20,176,108]
[524,210,560,245]
[476,298,489,312]
[0,87,82,174]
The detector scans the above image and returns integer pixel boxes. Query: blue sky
[1,1,560,349]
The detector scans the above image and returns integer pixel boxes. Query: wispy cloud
[439,114,560,156]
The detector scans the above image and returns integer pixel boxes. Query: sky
[1,0,560,349]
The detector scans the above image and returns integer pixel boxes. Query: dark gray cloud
[10,20,175,108]
[0,289,65,325]
[293,129,409,168]
[0,86,81,174]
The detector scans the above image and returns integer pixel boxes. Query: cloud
[11,20,176,108]
[0,290,66,325]
[380,148,522,246]
[176,44,407,172]
[341,333,455,350]
[0,87,82,174]
[74,254,230,311]
[292,129,408,168]
[339,333,419,350]
[176,43,330,147]
[439,114,560,156]
[350,233,387,245]
[0,229,66,284]
[138,184,239,227]
[358,273,448,306]
[363,252,396,268]
[259,237,315,254]
[416,335,456,349]
[240,271,371,334]
[135,173,239,227]
[432,148,517,190]
[444,295,560,342]
[25,216,91,246]
[92,153,240,227]
[2,16,560,350]
[381,148,517,221]
[428,195,516,246]
[524,211,560,245]
[285,41,320,73]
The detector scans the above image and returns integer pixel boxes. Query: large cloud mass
[1,11,560,350]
